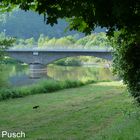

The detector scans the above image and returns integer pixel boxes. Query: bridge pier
[29,63,47,78]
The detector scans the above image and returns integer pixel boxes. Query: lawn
[0,81,140,140]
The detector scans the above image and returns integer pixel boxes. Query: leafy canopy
[0,0,139,36]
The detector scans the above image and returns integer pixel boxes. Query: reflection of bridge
[6,49,113,77]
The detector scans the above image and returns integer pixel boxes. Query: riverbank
[0,79,95,101]
[0,81,139,140]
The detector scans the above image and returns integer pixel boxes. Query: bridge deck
[6,48,113,52]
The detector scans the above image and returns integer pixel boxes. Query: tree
[0,0,140,103]
[0,7,16,61]
[0,0,138,34]
[0,33,15,63]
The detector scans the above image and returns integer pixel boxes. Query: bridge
[6,48,113,77]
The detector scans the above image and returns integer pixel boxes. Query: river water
[0,63,117,87]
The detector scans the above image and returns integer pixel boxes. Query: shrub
[111,31,140,104]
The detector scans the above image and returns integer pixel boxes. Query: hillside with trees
[0,10,105,39]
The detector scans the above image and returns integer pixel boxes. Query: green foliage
[37,35,77,48]
[46,38,56,46]
[76,33,110,48]
[0,32,16,63]
[36,33,110,48]
[38,34,49,47]
[111,30,140,103]
[56,37,72,46]
[0,32,15,46]
[15,37,36,48]
[55,57,82,66]
[0,13,7,23]
[76,35,93,46]
[1,0,138,35]
[0,79,95,101]
[14,32,109,49]
[25,37,35,46]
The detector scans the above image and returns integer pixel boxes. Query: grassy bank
[0,79,95,101]
[0,81,140,140]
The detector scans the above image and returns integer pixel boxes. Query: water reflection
[47,65,115,81]
[0,63,117,87]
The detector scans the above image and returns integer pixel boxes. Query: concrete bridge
[6,48,113,77]
[6,49,113,63]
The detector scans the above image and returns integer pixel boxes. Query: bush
[54,57,82,66]
[111,31,140,104]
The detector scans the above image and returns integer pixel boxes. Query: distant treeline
[13,32,110,49]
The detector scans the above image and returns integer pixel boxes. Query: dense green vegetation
[13,32,110,49]
[112,31,140,104]
[0,81,140,140]
[0,32,15,64]
[0,79,95,101]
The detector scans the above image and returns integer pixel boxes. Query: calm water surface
[0,63,117,87]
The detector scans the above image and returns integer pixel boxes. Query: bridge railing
[7,45,113,51]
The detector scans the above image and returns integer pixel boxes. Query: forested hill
[0,10,106,39]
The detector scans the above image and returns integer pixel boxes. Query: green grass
[0,81,140,140]
[0,80,95,101]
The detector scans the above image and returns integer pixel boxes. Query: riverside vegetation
[0,79,95,101]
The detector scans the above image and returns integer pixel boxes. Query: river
[0,63,117,87]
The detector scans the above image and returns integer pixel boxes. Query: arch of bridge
[6,49,113,65]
